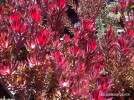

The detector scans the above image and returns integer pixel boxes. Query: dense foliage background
[0,0,134,100]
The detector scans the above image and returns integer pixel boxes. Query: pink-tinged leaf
[51,2,58,11]
[59,79,70,87]
[25,39,37,51]
[51,51,66,67]
[95,55,103,63]
[83,18,95,33]
[27,54,41,68]
[0,68,10,75]
[0,32,11,48]
[90,71,97,79]
[79,64,86,73]
[107,98,113,100]
[0,64,11,76]
[125,21,133,30]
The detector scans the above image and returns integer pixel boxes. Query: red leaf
[83,18,95,33]
[0,6,2,15]
[10,11,21,23]
[87,40,97,52]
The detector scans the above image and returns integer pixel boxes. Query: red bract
[37,34,47,46]
[10,11,21,23]
[30,4,42,22]
[119,0,127,10]
[10,11,26,33]
[87,40,97,52]
[37,30,50,46]
[11,22,26,33]
[58,0,66,8]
